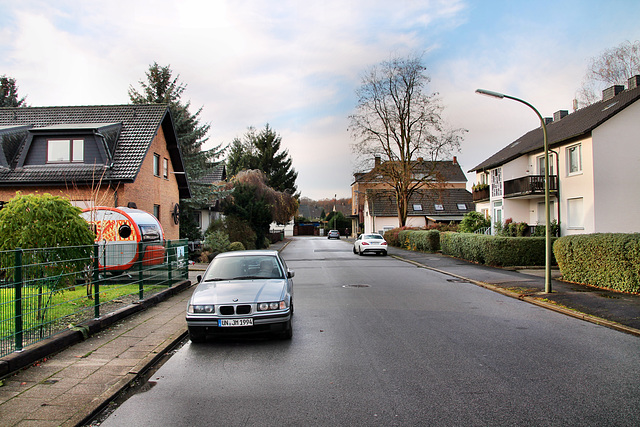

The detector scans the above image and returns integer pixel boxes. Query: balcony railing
[504,175,558,198]
[472,187,490,202]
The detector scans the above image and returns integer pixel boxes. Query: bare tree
[577,40,640,108]
[349,55,465,226]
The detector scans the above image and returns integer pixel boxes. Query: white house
[470,76,640,236]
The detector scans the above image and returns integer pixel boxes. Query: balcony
[504,175,558,199]
[472,186,490,202]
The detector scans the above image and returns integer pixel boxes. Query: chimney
[544,117,553,125]
[374,156,381,167]
[628,75,640,90]
[602,85,625,101]
[452,156,458,165]
[553,110,568,121]
[417,157,424,163]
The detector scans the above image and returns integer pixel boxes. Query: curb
[0,279,192,379]
[391,254,640,338]
[72,328,189,427]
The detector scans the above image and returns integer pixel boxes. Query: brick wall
[0,127,182,240]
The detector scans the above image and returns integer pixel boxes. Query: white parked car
[353,233,388,256]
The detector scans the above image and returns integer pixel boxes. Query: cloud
[2,0,640,199]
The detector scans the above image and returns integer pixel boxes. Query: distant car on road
[327,230,340,239]
[353,233,388,256]
[186,250,294,342]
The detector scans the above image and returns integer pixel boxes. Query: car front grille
[219,305,252,315]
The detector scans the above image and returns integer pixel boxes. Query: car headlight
[188,304,215,314]
[257,301,286,311]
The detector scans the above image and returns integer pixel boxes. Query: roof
[366,188,473,218]
[196,163,227,184]
[470,84,640,172]
[0,104,190,198]
[354,159,467,185]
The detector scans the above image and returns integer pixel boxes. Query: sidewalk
[1,238,639,426]
[0,271,200,427]
[385,244,640,335]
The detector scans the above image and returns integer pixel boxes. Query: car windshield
[203,255,284,281]
[364,234,383,240]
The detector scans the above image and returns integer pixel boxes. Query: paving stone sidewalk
[0,279,196,427]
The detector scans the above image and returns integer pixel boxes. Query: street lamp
[475,89,552,293]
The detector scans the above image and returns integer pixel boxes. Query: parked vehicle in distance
[327,230,340,239]
[353,233,388,256]
[186,250,294,342]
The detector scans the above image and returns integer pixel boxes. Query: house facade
[363,188,473,235]
[352,156,472,235]
[470,76,640,236]
[0,104,190,240]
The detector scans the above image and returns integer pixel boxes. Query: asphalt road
[99,236,640,426]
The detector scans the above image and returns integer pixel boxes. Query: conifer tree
[129,62,224,240]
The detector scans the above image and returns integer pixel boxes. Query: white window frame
[434,204,444,211]
[567,197,584,229]
[47,139,84,163]
[163,158,169,179]
[153,154,160,177]
[567,144,582,176]
[536,153,555,176]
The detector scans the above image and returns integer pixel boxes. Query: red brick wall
[0,127,183,240]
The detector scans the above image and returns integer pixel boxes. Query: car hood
[190,279,287,305]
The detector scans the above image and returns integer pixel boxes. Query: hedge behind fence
[440,232,555,267]
[554,233,640,293]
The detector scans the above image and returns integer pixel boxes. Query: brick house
[351,156,472,234]
[0,104,190,240]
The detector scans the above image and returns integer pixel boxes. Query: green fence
[0,239,188,358]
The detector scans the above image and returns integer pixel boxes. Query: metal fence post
[14,248,23,352]
[138,242,144,300]
[166,240,173,287]
[93,244,100,319]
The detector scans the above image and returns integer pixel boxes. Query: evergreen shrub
[554,233,640,293]
[440,232,556,267]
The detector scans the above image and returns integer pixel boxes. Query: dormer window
[47,139,84,163]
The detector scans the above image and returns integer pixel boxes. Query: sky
[1,0,639,200]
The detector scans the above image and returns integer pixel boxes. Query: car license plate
[218,318,253,327]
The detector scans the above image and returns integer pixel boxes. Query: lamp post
[475,89,552,293]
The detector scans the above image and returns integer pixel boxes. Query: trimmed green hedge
[440,232,556,267]
[554,233,640,293]
[403,230,440,252]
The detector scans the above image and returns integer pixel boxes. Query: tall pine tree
[129,62,224,240]
[0,75,27,107]
[227,124,298,195]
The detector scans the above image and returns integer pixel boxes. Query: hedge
[554,233,640,293]
[403,230,440,252]
[440,232,556,267]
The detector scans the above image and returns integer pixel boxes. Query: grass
[0,282,167,343]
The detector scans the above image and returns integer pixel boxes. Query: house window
[567,198,584,229]
[153,204,160,220]
[490,168,502,197]
[537,153,555,175]
[47,139,84,163]
[413,204,423,211]
[434,204,444,211]
[457,203,466,210]
[537,201,556,224]
[163,158,169,179]
[567,144,582,175]
[153,154,160,177]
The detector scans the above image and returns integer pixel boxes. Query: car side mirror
[196,274,202,283]
[287,269,295,278]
